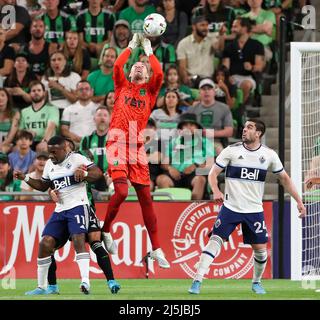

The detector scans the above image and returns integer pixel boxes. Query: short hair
[29,80,45,91]
[247,118,266,138]
[77,80,91,88]
[48,135,66,146]
[16,130,33,141]
[64,137,76,151]
[96,106,110,113]
[237,17,254,32]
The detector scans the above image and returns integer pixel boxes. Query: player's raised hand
[213,190,224,204]
[128,33,141,51]
[13,170,25,181]
[297,201,306,218]
[139,34,153,57]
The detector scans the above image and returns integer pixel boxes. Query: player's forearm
[26,178,50,192]
[280,174,303,205]
[208,167,221,194]
[114,48,131,69]
[85,166,104,183]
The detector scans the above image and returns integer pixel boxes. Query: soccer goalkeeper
[101,34,170,269]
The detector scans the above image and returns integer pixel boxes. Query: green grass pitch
[1,279,320,300]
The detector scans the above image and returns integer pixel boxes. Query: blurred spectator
[222,17,264,105]
[40,0,75,44]
[202,0,235,34]
[144,118,162,191]
[242,0,276,61]
[76,0,115,58]
[87,46,116,104]
[213,65,236,108]
[158,0,188,47]
[19,151,50,200]
[263,0,293,41]
[130,35,176,73]
[228,0,249,16]
[189,78,233,154]
[151,88,181,136]
[0,0,31,49]
[63,30,91,80]
[4,52,36,110]
[42,51,80,110]
[0,26,15,77]
[109,19,131,52]
[103,90,115,113]
[157,65,193,107]
[0,152,21,201]
[20,17,57,79]
[157,113,215,200]
[79,106,111,191]
[118,0,156,33]
[19,80,59,151]
[61,80,98,144]
[8,129,36,173]
[176,14,220,88]
[0,88,20,153]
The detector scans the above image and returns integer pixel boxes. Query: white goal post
[291,42,320,281]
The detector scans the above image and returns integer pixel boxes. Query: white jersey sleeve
[269,150,284,174]
[41,159,53,182]
[215,146,232,169]
[71,152,95,169]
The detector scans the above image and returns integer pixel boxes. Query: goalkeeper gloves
[139,34,153,57]
[128,33,140,51]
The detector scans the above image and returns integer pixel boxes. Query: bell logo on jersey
[52,176,74,190]
[240,168,260,180]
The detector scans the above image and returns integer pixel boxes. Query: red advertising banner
[0,201,273,279]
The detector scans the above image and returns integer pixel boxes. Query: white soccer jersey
[215,142,284,213]
[42,152,94,212]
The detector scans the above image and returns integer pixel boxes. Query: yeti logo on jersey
[52,176,78,190]
[240,168,260,180]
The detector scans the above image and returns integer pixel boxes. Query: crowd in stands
[0,0,308,201]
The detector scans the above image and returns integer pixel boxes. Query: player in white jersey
[14,136,103,295]
[188,119,306,295]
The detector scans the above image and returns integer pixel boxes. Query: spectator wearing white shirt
[42,51,80,110]
[60,80,98,144]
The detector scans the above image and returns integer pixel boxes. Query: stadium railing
[0,191,175,200]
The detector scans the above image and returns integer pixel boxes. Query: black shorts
[163,171,197,189]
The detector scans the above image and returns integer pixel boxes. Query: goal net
[291,43,320,280]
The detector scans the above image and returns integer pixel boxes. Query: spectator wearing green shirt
[0,152,21,201]
[88,46,116,104]
[156,113,215,200]
[242,0,276,61]
[109,19,132,53]
[118,0,156,33]
[76,0,115,58]
[19,81,60,152]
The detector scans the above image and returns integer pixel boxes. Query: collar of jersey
[242,142,262,152]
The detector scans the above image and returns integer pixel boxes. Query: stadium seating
[153,188,192,201]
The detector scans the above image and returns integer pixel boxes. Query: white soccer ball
[143,13,167,37]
